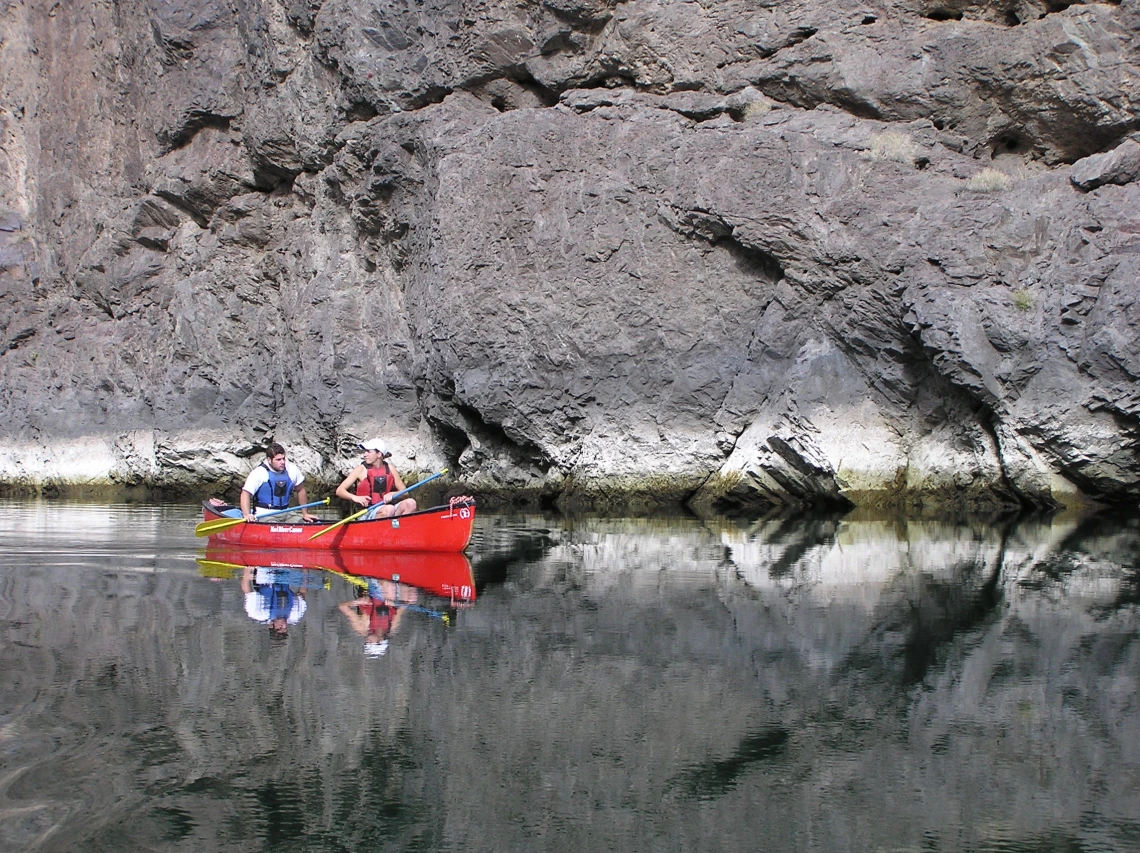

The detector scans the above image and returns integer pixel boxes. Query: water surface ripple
[0,501,1138,852]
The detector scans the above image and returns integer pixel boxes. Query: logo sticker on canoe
[390,519,400,528]
[270,526,304,533]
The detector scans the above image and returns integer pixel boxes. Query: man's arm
[240,467,265,522]
[295,484,317,521]
[284,462,318,521]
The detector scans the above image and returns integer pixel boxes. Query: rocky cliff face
[1,0,1138,511]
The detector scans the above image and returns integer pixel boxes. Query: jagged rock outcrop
[1,0,1138,511]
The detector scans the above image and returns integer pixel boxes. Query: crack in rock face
[1,0,1138,513]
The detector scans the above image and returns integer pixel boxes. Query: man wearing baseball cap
[334,438,418,517]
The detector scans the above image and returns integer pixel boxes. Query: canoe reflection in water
[197,547,477,653]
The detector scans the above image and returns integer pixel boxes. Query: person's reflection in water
[338,578,417,657]
[241,566,309,635]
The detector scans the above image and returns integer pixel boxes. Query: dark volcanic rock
[0,0,1138,512]
[1070,137,1140,191]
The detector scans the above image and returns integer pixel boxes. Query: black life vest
[355,462,393,499]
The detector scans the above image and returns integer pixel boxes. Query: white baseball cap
[358,438,389,455]
[363,640,389,658]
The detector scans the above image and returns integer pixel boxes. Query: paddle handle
[372,468,448,508]
[252,498,330,520]
[308,505,372,540]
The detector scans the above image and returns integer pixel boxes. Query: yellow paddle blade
[194,516,248,537]
[195,558,244,579]
[321,566,369,588]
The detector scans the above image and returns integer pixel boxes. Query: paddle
[195,558,331,589]
[195,558,245,579]
[195,498,331,537]
[308,469,448,541]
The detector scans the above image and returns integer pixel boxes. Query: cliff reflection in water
[0,502,1138,852]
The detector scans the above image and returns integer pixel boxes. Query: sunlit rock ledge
[0,426,1099,514]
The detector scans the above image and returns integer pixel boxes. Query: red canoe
[200,499,476,552]
[201,545,476,602]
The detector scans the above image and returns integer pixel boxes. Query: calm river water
[1,500,1138,852]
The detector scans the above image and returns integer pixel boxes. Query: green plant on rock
[1012,289,1032,311]
[703,469,745,500]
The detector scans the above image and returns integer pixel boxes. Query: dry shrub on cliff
[967,168,1012,192]
[742,100,772,120]
[868,132,916,164]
